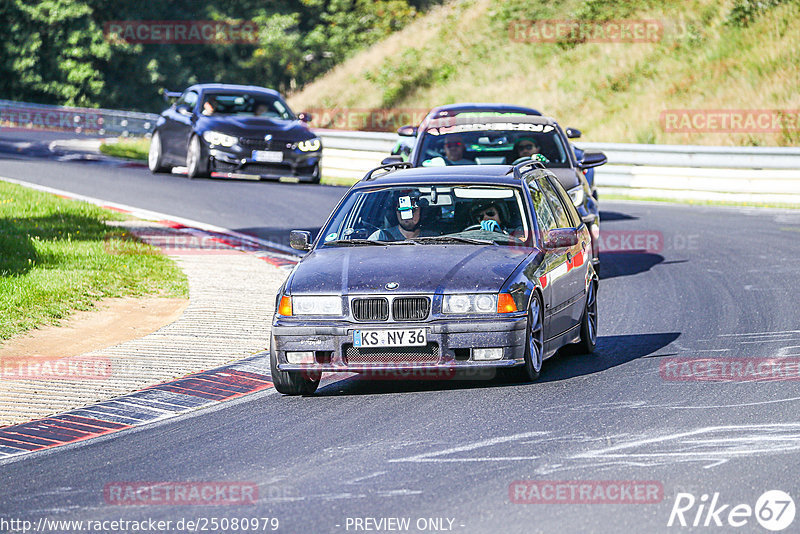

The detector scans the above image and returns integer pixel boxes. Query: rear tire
[186,135,209,179]
[269,335,320,395]
[576,279,598,354]
[148,131,171,173]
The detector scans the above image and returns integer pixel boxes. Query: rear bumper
[272,315,528,373]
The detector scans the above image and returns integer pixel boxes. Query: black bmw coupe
[148,83,322,183]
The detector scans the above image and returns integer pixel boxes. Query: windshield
[318,185,532,247]
[416,122,570,168]
[200,92,294,119]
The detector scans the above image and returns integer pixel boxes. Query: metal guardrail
[315,131,800,202]
[0,99,159,137]
[2,99,798,200]
[574,142,800,170]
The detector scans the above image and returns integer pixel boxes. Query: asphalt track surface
[2,145,800,533]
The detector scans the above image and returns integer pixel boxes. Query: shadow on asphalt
[598,251,665,280]
[312,332,680,396]
[599,210,638,222]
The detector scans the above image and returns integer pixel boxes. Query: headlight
[442,294,498,314]
[202,131,237,147]
[297,138,321,152]
[291,296,341,315]
[567,185,585,207]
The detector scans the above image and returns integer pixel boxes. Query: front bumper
[209,146,320,179]
[272,315,527,373]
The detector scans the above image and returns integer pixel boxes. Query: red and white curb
[0,177,304,461]
[0,354,273,461]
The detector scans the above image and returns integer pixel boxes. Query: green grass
[99,137,149,161]
[0,181,188,341]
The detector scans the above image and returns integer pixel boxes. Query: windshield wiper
[325,239,412,246]
[411,236,497,245]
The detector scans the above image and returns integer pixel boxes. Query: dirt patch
[0,297,188,362]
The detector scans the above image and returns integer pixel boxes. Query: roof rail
[362,161,414,182]
[508,159,547,181]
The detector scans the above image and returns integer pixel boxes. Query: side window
[538,177,572,228]
[529,183,558,242]
[183,91,198,109]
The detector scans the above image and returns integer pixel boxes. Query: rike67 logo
[668,490,795,531]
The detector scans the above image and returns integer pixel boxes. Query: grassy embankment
[0,181,188,341]
[288,0,800,147]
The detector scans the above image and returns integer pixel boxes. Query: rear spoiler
[162,90,182,102]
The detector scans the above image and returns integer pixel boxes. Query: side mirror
[289,230,313,251]
[163,90,181,103]
[565,127,582,139]
[578,151,607,169]
[176,104,192,115]
[381,155,404,165]
[397,125,418,137]
[544,228,578,249]
[297,112,313,123]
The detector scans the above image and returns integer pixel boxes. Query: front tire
[269,335,320,395]
[505,292,544,382]
[148,131,171,173]
[576,279,598,353]
[186,135,209,179]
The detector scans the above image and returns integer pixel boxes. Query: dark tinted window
[538,177,572,228]
[529,182,558,242]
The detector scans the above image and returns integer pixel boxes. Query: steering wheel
[512,155,550,165]
[463,223,508,234]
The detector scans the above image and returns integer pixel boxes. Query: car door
[161,89,198,161]
[539,175,587,330]
[528,179,572,337]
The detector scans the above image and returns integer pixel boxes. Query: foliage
[0,0,425,112]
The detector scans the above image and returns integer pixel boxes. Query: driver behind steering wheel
[511,137,549,165]
[470,201,508,234]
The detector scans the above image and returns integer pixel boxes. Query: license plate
[252,150,283,163]
[353,329,427,348]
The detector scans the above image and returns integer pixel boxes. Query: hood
[198,116,314,140]
[288,244,531,295]
[546,167,581,190]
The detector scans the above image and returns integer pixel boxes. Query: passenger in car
[369,193,435,241]
[443,135,474,165]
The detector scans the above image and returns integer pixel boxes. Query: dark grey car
[270,162,598,395]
